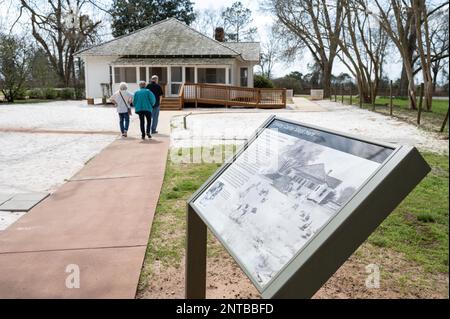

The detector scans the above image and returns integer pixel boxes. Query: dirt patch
[137,240,448,299]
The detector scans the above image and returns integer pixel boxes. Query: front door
[169,66,183,97]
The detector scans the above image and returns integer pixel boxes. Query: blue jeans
[119,112,130,133]
[151,104,160,133]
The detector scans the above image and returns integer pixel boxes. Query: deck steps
[160,97,182,110]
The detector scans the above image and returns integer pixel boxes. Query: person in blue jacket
[133,81,156,139]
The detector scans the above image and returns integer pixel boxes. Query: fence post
[417,83,424,125]
[440,107,449,132]
[389,80,393,116]
[335,88,337,102]
[349,86,352,105]
[341,85,344,104]
[195,84,198,108]
[359,92,363,108]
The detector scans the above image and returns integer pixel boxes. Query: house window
[139,67,146,82]
[114,67,136,83]
[240,68,248,87]
[185,67,195,83]
[197,68,225,84]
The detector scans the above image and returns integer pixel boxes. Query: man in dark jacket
[146,75,164,134]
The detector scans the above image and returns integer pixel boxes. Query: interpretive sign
[186,116,430,299]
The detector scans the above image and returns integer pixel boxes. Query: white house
[76,18,261,101]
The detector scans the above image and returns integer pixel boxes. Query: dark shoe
[146,133,152,139]
[123,131,127,137]
[141,135,145,140]
[151,130,158,134]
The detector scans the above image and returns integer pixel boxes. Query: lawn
[138,149,449,298]
[338,96,449,133]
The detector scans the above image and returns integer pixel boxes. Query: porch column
[194,66,198,83]
[136,66,139,84]
[225,67,229,85]
[146,66,149,83]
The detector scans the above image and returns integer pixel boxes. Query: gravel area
[0,132,114,193]
[0,100,118,132]
[171,100,449,154]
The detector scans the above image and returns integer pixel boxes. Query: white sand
[170,100,449,154]
[0,100,118,131]
[0,132,115,193]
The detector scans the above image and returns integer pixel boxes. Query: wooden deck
[160,83,286,110]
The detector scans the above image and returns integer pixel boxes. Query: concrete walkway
[0,121,170,298]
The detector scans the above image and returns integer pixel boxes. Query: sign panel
[187,116,430,298]
[191,118,393,289]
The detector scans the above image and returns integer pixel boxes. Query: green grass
[138,151,221,292]
[138,149,449,293]
[338,96,449,133]
[0,98,59,104]
[368,152,449,273]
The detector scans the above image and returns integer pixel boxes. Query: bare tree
[336,0,389,103]
[191,8,224,38]
[359,0,421,109]
[415,6,449,95]
[17,0,102,87]
[271,0,344,98]
[259,26,281,79]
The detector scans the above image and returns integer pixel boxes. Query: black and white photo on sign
[194,126,385,288]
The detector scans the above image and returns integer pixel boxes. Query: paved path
[0,124,170,298]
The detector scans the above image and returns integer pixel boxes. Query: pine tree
[110,0,195,37]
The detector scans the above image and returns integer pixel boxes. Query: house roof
[295,164,342,189]
[76,18,260,62]
[224,42,260,62]
[111,57,235,66]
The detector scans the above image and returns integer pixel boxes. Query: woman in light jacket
[110,82,133,137]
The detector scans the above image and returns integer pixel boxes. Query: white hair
[119,82,128,91]
[151,75,159,82]
[139,81,147,88]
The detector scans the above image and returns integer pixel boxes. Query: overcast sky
[1,0,405,79]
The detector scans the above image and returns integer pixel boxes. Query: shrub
[15,88,27,100]
[28,88,44,99]
[254,74,274,88]
[75,87,85,100]
[59,88,75,99]
[42,87,58,99]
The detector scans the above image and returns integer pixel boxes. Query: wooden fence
[179,83,286,109]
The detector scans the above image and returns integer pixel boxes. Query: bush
[27,88,44,99]
[59,88,75,99]
[75,87,85,100]
[254,75,274,88]
[42,87,58,99]
[14,88,27,100]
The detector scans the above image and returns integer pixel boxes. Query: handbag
[119,91,132,116]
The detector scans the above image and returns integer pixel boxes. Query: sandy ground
[0,101,119,230]
[0,100,118,132]
[171,99,449,154]
[0,132,114,193]
[138,240,449,299]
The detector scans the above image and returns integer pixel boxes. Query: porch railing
[180,83,286,109]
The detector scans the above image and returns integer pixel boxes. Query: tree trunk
[398,66,409,96]
[322,64,332,99]
[406,66,418,110]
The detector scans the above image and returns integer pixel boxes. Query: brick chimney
[214,27,225,42]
